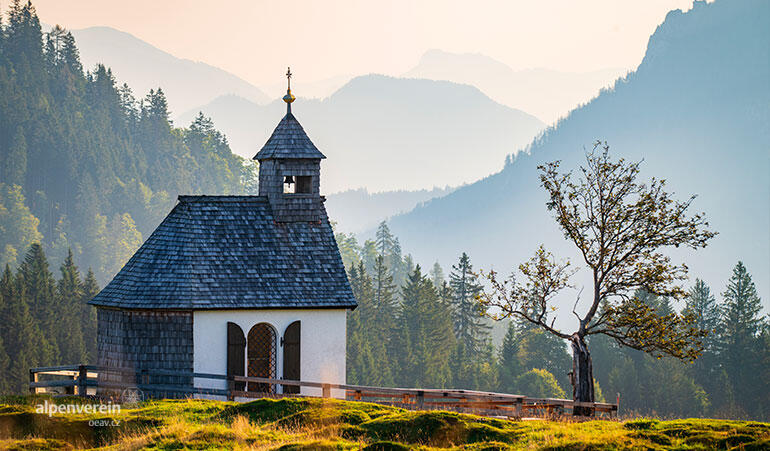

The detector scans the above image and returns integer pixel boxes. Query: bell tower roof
[253,67,326,161]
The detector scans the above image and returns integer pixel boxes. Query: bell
[283,175,295,185]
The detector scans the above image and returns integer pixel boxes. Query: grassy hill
[1,396,768,450]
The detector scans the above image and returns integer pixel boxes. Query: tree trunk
[570,334,595,416]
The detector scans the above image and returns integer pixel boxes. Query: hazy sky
[30,0,697,87]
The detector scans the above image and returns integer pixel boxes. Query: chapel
[89,70,357,397]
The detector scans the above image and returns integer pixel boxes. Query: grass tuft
[0,395,768,449]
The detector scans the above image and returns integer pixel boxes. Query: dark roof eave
[88,300,358,310]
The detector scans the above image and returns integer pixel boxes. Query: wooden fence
[29,365,617,418]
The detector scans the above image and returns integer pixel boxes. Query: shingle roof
[89,195,356,310]
[254,112,326,160]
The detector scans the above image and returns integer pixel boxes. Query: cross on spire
[286,67,292,90]
[283,66,296,113]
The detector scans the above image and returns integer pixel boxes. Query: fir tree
[683,279,721,391]
[56,249,86,363]
[375,221,395,257]
[372,255,397,332]
[394,266,455,387]
[498,321,521,393]
[81,268,99,362]
[449,252,489,353]
[0,264,48,392]
[333,228,361,271]
[718,262,765,416]
[684,279,720,343]
[18,243,58,361]
[429,261,445,289]
[346,262,392,386]
[360,239,378,276]
[5,0,44,70]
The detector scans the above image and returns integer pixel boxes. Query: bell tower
[254,68,326,223]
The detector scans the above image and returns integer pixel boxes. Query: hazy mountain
[70,26,269,114]
[326,186,455,234]
[404,49,625,124]
[263,74,353,100]
[178,75,545,193]
[388,0,770,313]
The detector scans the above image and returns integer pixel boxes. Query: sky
[29,0,698,87]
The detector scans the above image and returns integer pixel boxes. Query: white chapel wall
[193,309,347,399]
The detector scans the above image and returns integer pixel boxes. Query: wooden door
[226,322,245,391]
[282,321,301,394]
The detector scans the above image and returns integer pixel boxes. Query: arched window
[226,322,246,391]
[282,321,301,393]
[247,323,277,393]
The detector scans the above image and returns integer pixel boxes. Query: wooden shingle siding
[96,309,193,395]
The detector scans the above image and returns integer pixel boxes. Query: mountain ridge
[388,0,770,310]
[404,48,626,124]
[70,26,270,114]
[178,74,546,193]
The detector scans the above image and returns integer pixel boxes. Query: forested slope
[0,2,258,284]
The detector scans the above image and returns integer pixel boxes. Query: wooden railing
[29,365,618,418]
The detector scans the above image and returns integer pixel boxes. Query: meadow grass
[0,395,767,449]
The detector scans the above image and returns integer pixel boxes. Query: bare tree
[478,142,716,415]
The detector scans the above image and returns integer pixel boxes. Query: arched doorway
[282,321,301,393]
[247,323,277,393]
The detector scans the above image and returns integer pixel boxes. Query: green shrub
[515,369,566,399]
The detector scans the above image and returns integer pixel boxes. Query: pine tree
[375,221,395,257]
[334,228,361,271]
[18,243,58,362]
[5,0,44,70]
[59,31,81,75]
[0,264,47,392]
[498,321,521,393]
[372,255,397,334]
[56,249,86,363]
[394,266,455,387]
[360,240,378,276]
[345,262,392,386]
[718,261,765,416]
[118,82,139,128]
[683,279,721,392]
[144,88,171,122]
[449,252,489,353]
[81,268,99,362]
[429,261,445,289]
[685,279,720,343]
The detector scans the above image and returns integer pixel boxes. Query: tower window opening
[284,175,312,194]
[296,176,312,193]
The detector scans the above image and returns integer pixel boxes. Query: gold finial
[283,67,295,106]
